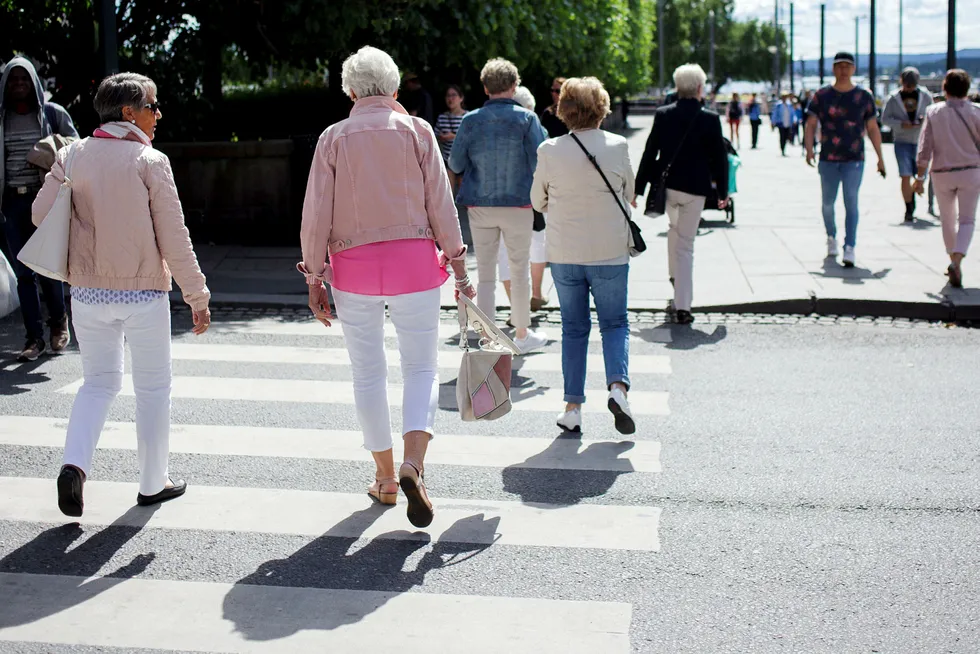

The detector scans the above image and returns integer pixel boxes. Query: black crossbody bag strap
[569,133,631,221]
[658,116,697,185]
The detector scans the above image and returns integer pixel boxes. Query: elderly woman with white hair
[32,72,211,516]
[635,63,729,324]
[299,46,474,528]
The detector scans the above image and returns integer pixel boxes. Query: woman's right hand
[192,307,211,335]
[309,282,333,327]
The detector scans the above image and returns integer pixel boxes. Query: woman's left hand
[913,179,925,195]
[308,283,333,327]
[454,278,476,301]
[718,198,730,209]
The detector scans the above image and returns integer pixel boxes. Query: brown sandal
[368,476,398,505]
[399,462,433,528]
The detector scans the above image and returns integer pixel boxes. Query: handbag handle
[568,132,632,225]
[61,141,80,187]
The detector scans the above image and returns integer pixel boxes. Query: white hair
[673,64,707,99]
[341,46,400,99]
[513,85,536,111]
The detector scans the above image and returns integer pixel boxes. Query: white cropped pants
[333,287,441,452]
[63,296,172,496]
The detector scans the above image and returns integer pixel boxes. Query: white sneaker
[557,407,582,433]
[607,388,636,435]
[842,246,855,268]
[826,237,839,258]
[514,329,548,355]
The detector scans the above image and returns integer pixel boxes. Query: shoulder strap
[568,133,631,222]
[950,104,980,155]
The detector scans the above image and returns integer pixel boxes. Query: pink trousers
[932,168,980,255]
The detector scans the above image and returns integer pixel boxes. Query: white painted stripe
[0,573,632,653]
[0,477,661,551]
[56,376,670,416]
[170,343,672,375]
[0,416,662,472]
[209,318,673,343]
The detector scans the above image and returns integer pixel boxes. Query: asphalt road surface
[0,306,977,653]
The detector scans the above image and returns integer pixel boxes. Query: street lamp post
[709,10,716,85]
[658,0,666,91]
[790,3,795,94]
[819,3,826,86]
[948,0,956,70]
[96,0,119,78]
[869,0,877,96]
[898,0,903,71]
[773,0,780,95]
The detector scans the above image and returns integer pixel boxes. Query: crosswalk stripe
[170,343,672,374]
[0,477,661,551]
[56,376,671,415]
[0,573,632,652]
[209,318,674,343]
[0,417,662,473]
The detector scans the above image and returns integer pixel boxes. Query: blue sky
[733,0,974,59]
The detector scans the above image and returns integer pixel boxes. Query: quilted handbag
[455,295,520,421]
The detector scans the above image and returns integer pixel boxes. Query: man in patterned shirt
[804,52,886,267]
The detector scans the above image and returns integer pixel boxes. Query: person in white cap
[804,52,886,268]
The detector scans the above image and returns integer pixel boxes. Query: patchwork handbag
[455,295,520,421]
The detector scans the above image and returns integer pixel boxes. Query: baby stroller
[703,138,740,224]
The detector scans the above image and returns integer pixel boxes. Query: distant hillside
[800,49,980,76]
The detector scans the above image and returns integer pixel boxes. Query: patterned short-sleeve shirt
[807,85,877,162]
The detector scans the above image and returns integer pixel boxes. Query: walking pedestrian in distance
[882,67,932,222]
[635,64,729,325]
[435,84,467,168]
[747,93,763,149]
[804,52,886,268]
[448,57,549,353]
[913,69,980,289]
[1,56,78,362]
[727,92,743,149]
[32,73,211,517]
[540,77,570,137]
[772,92,798,156]
[531,77,635,435]
[498,85,549,320]
[299,46,474,528]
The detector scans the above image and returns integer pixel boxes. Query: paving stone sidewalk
[186,115,980,320]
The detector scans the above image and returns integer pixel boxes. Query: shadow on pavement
[817,258,891,284]
[894,216,939,230]
[0,356,52,396]
[501,433,635,506]
[0,505,159,630]
[223,508,499,641]
[664,324,728,350]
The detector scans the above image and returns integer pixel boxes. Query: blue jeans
[818,161,864,248]
[551,263,630,404]
[1,188,67,341]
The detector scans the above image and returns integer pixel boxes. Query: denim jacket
[448,98,547,206]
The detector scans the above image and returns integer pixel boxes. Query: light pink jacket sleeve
[916,112,934,174]
[144,154,211,311]
[298,133,335,285]
[415,119,466,262]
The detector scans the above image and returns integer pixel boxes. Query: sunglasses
[144,102,161,112]
[551,88,561,94]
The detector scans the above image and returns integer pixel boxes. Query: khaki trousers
[468,206,533,329]
[666,189,705,312]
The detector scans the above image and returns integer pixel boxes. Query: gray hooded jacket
[881,87,933,145]
[0,56,79,215]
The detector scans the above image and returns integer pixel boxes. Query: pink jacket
[32,133,210,311]
[917,98,980,174]
[299,96,465,285]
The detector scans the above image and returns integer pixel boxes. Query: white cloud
[733,0,978,59]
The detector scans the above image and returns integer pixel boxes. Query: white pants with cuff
[666,189,706,312]
[333,287,441,452]
[63,295,173,497]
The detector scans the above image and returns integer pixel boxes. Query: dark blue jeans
[551,263,630,404]
[1,188,67,341]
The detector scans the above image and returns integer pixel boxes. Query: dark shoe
[49,317,71,353]
[398,462,433,528]
[530,296,550,312]
[57,465,85,517]
[137,479,187,506]
[18,338,45,363]
[676,310,695,325]
[947,264,963,289]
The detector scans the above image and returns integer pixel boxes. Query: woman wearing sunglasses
[540,76,570,138]
[33,73,211,517]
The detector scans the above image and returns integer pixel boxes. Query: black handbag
[645,117,697,217]
[569,133,647,257]
[532,209,546,232]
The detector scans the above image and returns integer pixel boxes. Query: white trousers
[498,228,547,281]
[333,287,441,452]
[666,189,705,312]
[63,296,172,496]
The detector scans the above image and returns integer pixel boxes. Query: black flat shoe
[137,479,187,506]
[676,310,695,325]
[57,465,84,517]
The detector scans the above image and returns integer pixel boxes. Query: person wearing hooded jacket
[0,56,78,362]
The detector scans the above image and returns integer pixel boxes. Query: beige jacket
[531,129,635,264]
[32,135,210,311]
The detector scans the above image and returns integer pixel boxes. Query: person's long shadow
[816,258,891,285]
[223,508,500,642]
[501,434,635,507]
[0,504,159,629]
[0,357,51,396]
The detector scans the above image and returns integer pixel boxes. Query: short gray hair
[341,46,400,99]
[513,85,535,111]
[480,58,520,95]
[673,64,707,99]
[94,73,157,123]
[901,66,920,86]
